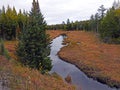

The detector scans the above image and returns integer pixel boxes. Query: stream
[49,35,120,90]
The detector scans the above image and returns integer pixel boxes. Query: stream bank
[50,35,119,90]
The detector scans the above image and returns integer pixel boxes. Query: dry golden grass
[47,30,67,40]
[1,30,75,90]
[0,56,75,90]
[58,30,120,88]
[4,30,120,88]
[4,41,17,59]
[5,30,66,59]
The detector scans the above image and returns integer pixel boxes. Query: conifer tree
[98,5,106,19]
[66,19,71,30]
[16,0,52,73]
[0,6,6,39]
[99,8,120,43]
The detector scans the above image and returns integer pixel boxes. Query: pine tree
[3,5,18,40]
[17,9,28,33]
[66,19,71,30]
[0,6,6,39]
[98,5,106,19]
[16,0,52,73]
[99,8,120,43]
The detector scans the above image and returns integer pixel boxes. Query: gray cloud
[0,0,114,25]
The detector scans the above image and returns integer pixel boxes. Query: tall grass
[0,39,10,60]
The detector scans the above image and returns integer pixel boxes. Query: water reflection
[49,35,120,90]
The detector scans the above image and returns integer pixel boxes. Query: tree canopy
[0,6,28,40]
[16,0,52,73]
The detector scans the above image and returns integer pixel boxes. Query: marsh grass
[0,39,10,60]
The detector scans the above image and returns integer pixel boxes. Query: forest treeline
[47,5,106,31]
[0,6,28,40]
[0,1,120,44]
[47,4,120,43]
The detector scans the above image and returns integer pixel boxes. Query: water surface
[50,35,120,90]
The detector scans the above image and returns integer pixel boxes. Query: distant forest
[47,2,120,43]
[0,1,120,43]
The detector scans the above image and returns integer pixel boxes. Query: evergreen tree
[0,6,6,39]
[62,21,66,30]
[0,6,28,40]
[0,9,2,39]
[90,15,95,30]
[75,21,79,30]
[16,0,52,73]
[66,19,71,30]
[1,5,18,40]
[99,8,120,43]
[98,5,106,19]
[17,9,28,33]
[94,13,99,32]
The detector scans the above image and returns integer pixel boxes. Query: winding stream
[49,35,120,90]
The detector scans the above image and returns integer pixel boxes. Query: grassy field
[1,30,75,90]
[3,30,120,89]
[47,30,67,40]
[0,56,75,90]
[58,30,120,88]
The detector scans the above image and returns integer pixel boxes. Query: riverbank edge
[58,39,120,89]
[2,31,76,90]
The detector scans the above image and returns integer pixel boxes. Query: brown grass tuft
[58,30,120,88]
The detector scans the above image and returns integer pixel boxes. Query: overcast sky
[0,0,115,25]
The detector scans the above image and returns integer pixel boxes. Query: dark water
[49,35,120,90]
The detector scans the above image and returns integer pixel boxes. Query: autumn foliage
[58,31,120,88]
[1,30,75,90]
[0,55,75,90]
[4,30,120,88]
